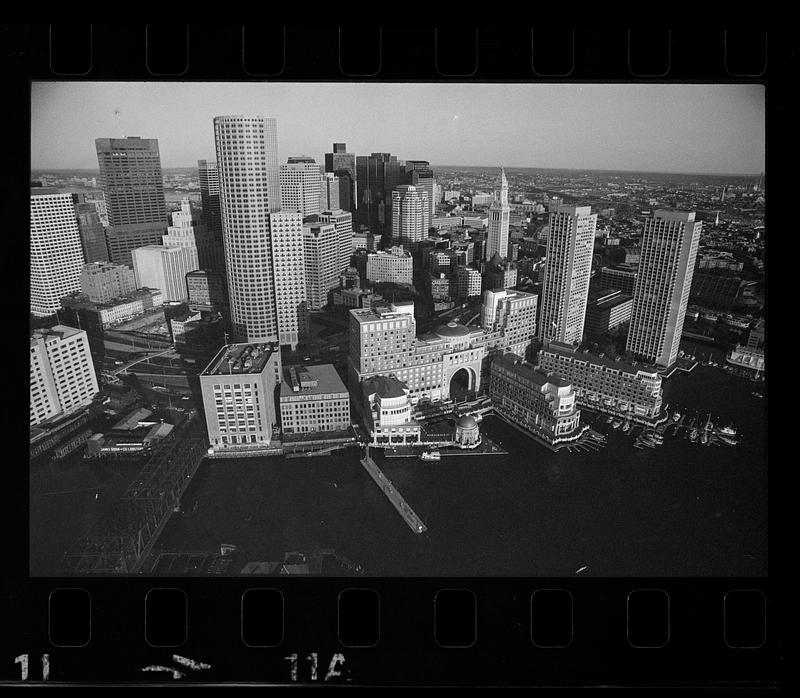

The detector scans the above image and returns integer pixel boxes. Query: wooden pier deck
[359,449,427,534]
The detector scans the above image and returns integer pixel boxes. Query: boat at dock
[689,428,699,443]
[718,435,739,446]
[721,314,752,329]
[718,425,737,436]
[672,411,681,422]
[419,450,441,462]
[611,419,622,429]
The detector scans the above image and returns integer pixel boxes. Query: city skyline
[31,82,764,175]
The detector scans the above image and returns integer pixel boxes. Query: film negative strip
[4,24,783,687]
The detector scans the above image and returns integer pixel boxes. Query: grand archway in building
[449,366,476,402]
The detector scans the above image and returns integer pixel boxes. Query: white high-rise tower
[626,210,702,368]
[391,185,430,246]
[538,205,597,345]
[30,189,85,317]
[279,157,323,217]
[484,168,510,261]
[214,116,283,343]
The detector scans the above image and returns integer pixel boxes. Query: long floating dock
[359,450,427,534]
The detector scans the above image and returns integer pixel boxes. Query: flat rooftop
[31,325,83,345]
[202,342,276,377]
[542,341,658,375]
[654,209,696,222]
[588,290,633,310]
[493,352,565,389]
[280,364,348,398]
[350,303,415,323]
[604,263,639,273]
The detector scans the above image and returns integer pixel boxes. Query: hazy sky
[31,82,765,175]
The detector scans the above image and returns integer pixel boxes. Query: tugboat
[419,450,441,462]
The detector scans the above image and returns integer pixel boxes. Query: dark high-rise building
[324,142,357,215]
[72,194,109,263]
[197,159,224,271]
[356,152,400,240]
[95,137,169,268]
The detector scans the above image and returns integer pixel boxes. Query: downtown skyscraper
[279,157,322,217]
[214,116,283,343]
[626,210,702,368]
[197,159,225,271]
[214,116,309,349]
[392,185,430,246]
[324,142,356,214]
[356,152,400,238]
[30,189,86,317]
[538,205,597,346]
[95,137,168,268]
[484,168,510,261]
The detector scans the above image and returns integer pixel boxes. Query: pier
[359,447,427,534]
[61,411,208,574]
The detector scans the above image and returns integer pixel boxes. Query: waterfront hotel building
[626,210,701,369]
[537,341,664,424]
[361,375,421,446]
[199,342,281,454]
[489,353,586,448]
[348,290,539,405]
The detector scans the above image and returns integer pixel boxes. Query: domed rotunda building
[454,414,481,448]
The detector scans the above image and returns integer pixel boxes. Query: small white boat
[420,450,441,461]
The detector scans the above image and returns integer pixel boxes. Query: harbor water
[30,361,767,577]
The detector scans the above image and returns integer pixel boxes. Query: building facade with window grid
[537,341,663,424]
[213,116,282,343]
[626,210,701,368]
[30,325,99,427]
[30,190,86,317]
[95,137,169,268]
[270,211,308,349]
[538,205,596,346]
[199,342,281,453]
[489,353,585,447]
[279,364,350,435]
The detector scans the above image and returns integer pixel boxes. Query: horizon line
[31,165,764,178]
